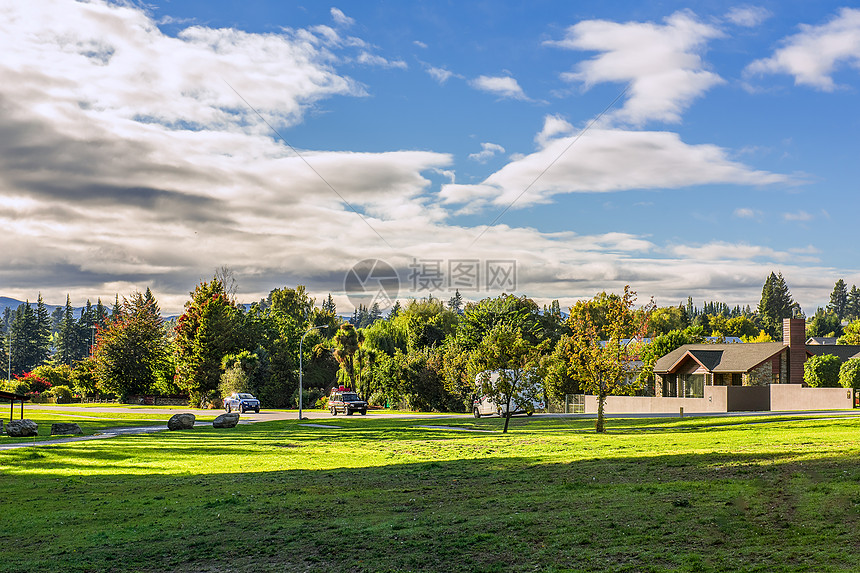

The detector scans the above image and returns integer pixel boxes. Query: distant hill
[1,296,85,318]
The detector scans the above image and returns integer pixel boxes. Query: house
[576,318,858,414]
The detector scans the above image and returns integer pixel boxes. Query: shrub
[50,385,74,403]
[31,364,72,388]
[15,372,52,394]
[839,358,860,389]
[804,354,841,388]
[315,395,329,410]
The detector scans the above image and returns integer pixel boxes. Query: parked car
[329,388,368,416]
[223,392,260,413]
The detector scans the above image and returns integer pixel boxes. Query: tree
[564,286,654,432]
[807,308,843,338]
[9,301,40,375]
[55,295,78,366]
[828,279,849,321]
[648,306,688,336]
[839,358,860,390]
[332,323,360,392]
[838,320,860,345]
[175,278,245,406]
[803,354,841,388]
[447,290,464,314]
[469,323,544,433]
[847,286,860,321]
[35,293,52,365]
[757,272,801,340]
[322,293,337,316]
[93,292,172,399]
[637,326,705,388]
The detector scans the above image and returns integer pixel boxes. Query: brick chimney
[783,318,806,385]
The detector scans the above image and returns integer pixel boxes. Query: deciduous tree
[564,286,654,433]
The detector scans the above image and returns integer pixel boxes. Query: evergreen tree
[77,300,95,360]
[94,291,172,399]
[56,295,78,366]
[174,278,244,406]
[757,272,800,340]
[95,298,109,327]
[111,295,121,321]
[828,279,849,321]
[321,293,337,316]
[35,293,52,364]
[447,290,464,315]
[848,286,860,321]
[387,300,402,320]
[10,302,39,375]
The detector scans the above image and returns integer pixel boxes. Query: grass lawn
[1,414,859,572]
[0,409,223,443]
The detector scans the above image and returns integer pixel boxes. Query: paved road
[3,405,859,450]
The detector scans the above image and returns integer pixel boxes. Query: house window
[682,374,704,398]
[732,373,742,386]
[665,374,678,397]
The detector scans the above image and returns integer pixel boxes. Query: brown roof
[654,342,786,374]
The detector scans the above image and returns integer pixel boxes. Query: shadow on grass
[1,418,859,572]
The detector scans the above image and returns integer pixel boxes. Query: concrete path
[4,405,858,450]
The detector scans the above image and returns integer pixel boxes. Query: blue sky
[1,0,859,314]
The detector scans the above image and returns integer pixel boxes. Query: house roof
[807,337,838,345]
[807,345,860,362]
[654,342,786,374]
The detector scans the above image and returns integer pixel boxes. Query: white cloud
[468,142,506,162]
[469,75,529,100]
[427,66,456,84]
[330,7,354,27]
[725,6,771,27]
[0,0,840,317]
[356,51,408,69]
[733,207,757,218]
[549,11,724,125]
[745,8,860,91]
[783,210,813,221]
[440,118,790,210]
[414,40,428,49]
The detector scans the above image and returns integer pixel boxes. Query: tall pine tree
[757,272,800,340]
[828,279,849,321]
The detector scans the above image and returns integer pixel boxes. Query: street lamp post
[299,325,327,420]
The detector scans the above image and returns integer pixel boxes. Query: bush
[839,358,860,389]
[14,372,52,394]
[315,395,329,410]
[49,385,74,403]
[2,380,30,396]
[804,354,841,388]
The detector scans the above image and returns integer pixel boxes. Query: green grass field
[1,413,859,572]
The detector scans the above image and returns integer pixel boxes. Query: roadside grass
[1,415,859,572]
[1,410,222,443]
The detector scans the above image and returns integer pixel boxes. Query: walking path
[3,405,858,450]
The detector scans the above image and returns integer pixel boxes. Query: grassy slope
[1,415,859,572]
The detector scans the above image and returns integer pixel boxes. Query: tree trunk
[595,387,606,433]
[503,411,510,433]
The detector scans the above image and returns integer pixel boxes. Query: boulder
[6,419,39,437]
[213,412,240,428]
[51,422,83,436]
[167,413,196,430]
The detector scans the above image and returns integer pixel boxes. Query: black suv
[329,390,368,416]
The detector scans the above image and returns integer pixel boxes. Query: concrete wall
[582,384,828,414]
[584,385,729,414]
[769,384,853,411]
